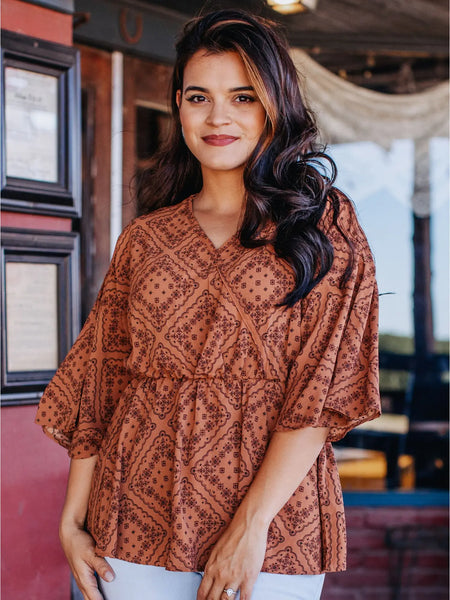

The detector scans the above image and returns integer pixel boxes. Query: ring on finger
[223,588,238,597]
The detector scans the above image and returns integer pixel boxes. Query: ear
[176,89,182,108]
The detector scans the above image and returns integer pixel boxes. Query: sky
[327,137,449,341]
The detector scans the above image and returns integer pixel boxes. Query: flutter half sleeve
[35,225,133,458]
[275,199,381,442]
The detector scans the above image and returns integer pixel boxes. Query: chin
[190,146,253,173]
[197,154,250,172]
[205,162,246,171]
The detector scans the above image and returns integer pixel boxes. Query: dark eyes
[186,95,207,103]
[235,95,256,103]
[185,94,256,104]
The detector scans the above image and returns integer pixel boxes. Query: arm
[59,457,115,600]
[197,425,329,600]
[35,224,133,458]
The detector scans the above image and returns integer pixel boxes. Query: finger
[91,556,115,583]
[208,577,238,600]
[238,577,257,600]
[81,582,104,600]
[221,583,241,600]
[77,573,104,600]
[197,572,214,600]
[74,562,105,600]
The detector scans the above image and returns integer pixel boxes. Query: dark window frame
[1,228,80,405]
[1,29,81,217]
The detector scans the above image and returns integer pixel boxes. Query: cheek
[251,109,267,139]
[178,111,202,157]
[178,105,190,127]
[179,111,202,141]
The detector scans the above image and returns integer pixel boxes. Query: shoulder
[319,188,373,259]
[118,197,192,250]
[128,198,191,233]
[312,189,377,294]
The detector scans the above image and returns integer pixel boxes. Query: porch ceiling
[140,0,449,93]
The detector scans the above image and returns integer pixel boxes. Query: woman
[35,9,381,600]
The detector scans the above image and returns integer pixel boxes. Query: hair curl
[136,9,354,306]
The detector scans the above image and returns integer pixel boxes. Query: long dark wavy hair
[136,9,354,306]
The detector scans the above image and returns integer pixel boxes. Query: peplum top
[35,194,381,574]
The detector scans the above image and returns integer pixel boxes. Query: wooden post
[413,215,435,359]
[412,138,435,360]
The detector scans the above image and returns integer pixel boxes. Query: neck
[197,167,246,215]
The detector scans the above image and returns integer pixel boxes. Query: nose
[205,101,232,127]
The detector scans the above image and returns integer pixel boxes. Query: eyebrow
[183,85,255,94]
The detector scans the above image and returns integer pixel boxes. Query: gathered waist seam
[130,374,282,383]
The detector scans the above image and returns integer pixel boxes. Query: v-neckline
[187,195,240,253]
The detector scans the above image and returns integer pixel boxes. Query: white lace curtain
[291,49,449,216]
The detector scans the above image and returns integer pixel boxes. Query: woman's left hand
[196,427,329,600]
[196,516,268,600]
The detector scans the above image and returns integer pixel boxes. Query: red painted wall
[1,0,72,45]
[1,407,70,599]
[1,2,74,598]
[2,212,72,231]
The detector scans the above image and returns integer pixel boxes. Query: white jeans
[99,557,325,600]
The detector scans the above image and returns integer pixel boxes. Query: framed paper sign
[5,262,59,373]
[1,30,81,217]
[5,67,59,183]
[1,229,80,405]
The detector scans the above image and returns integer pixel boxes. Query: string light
[267,0,318,15]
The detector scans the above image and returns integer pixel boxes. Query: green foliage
[380,369,410,391]
[379,334,414,354]
[378,334,449,391]
[436,339,450,354]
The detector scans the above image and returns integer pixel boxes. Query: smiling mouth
[201,135,239,146]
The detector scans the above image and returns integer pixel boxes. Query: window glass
[136,105,170,165]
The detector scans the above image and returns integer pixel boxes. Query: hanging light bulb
[268,0,318,14]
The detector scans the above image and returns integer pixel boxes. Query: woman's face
[176,50,266,176]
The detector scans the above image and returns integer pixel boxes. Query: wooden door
[78,44,112,318]
[122,54,172,225]
[78,46,172,319]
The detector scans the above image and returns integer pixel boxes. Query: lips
[201,135,238,146]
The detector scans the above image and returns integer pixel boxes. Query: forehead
[182,50,251,88]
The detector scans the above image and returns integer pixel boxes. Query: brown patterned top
[35,194,380,575]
